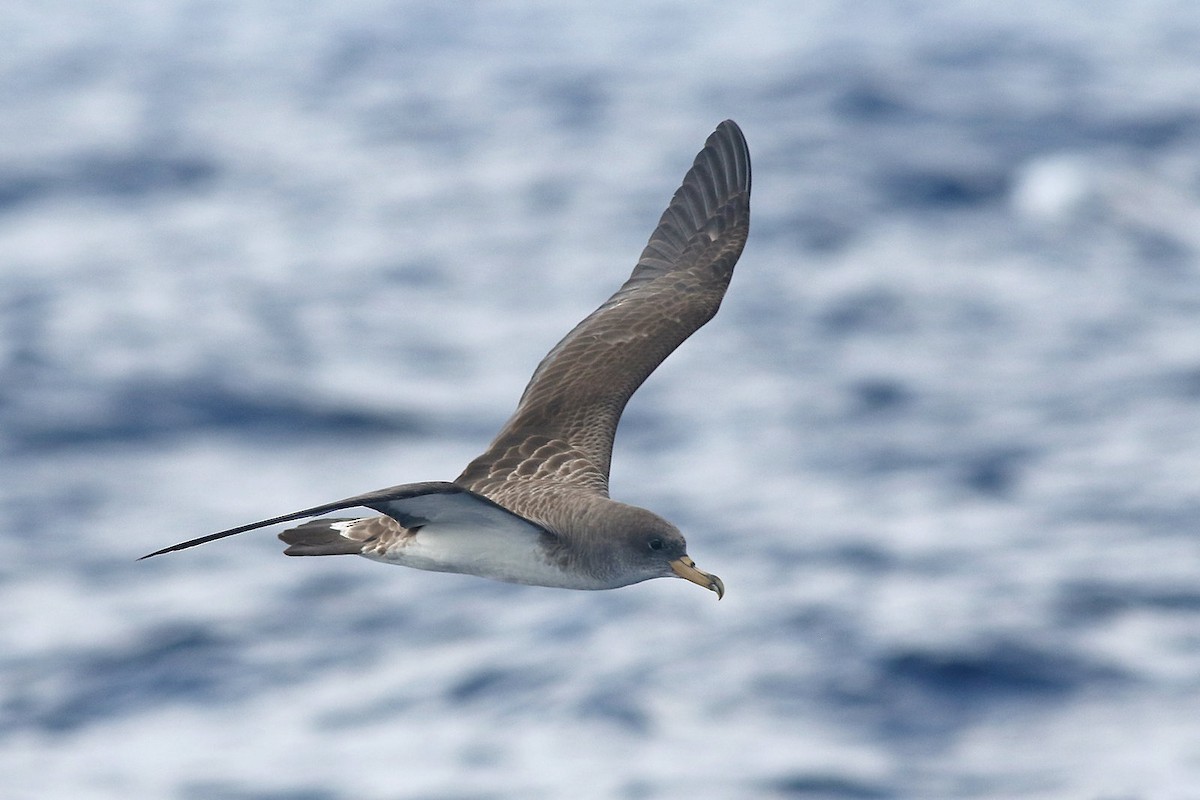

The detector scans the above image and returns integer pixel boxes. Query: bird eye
[647,538,664,551]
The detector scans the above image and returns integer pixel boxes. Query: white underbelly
[359,521,607,590]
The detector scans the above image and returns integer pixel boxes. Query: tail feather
[279,518,364,556]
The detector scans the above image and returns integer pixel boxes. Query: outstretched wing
[457,120,751,502]
[139,481,550,558]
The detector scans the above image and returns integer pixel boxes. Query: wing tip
[632,119,750,273]
[706,119,751,197]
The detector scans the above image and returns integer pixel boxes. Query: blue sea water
[4,2,1200,798]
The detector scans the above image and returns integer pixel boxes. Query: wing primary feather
[138,481,463,559]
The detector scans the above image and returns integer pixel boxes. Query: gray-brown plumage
[459,119,750,502]
[142,120,751,599]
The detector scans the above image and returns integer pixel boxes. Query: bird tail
[279,518,364,556]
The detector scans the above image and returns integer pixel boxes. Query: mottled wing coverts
[457,120,751,505]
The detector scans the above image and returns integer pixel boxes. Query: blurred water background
[4,2,1200,798]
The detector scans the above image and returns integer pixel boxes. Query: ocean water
[4,2,1200,798]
